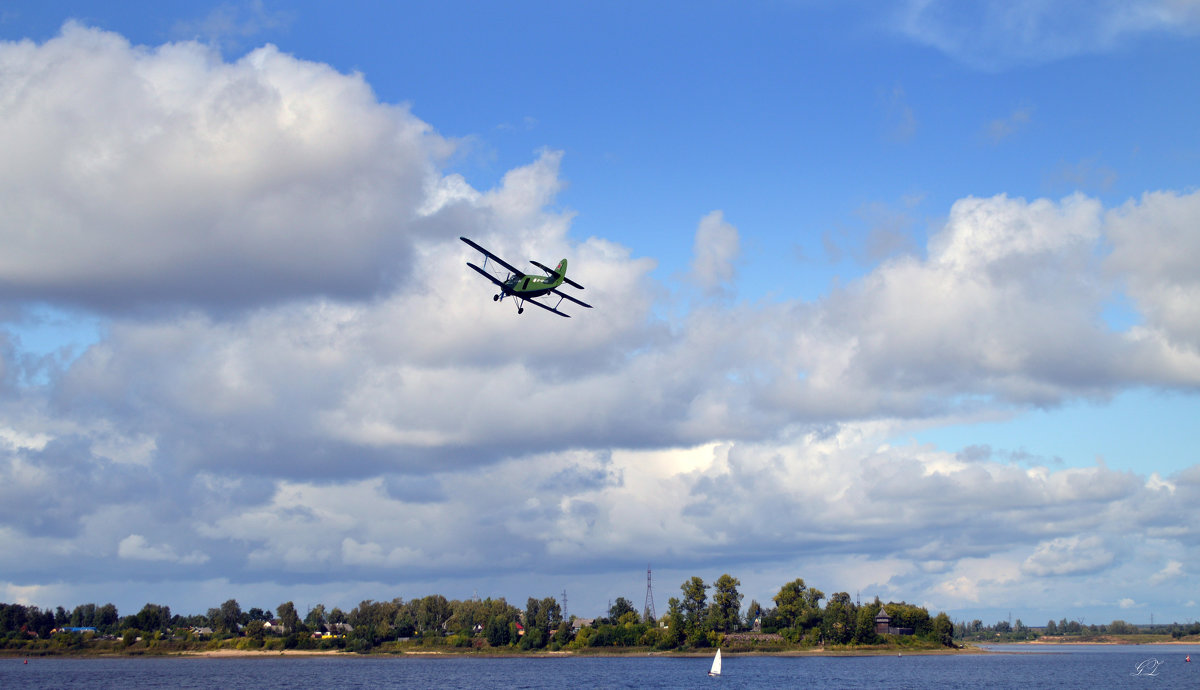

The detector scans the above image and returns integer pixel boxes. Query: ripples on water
[4,645,1200,689]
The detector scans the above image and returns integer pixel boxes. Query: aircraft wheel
[518,307,524,314]
[493,294,499,301]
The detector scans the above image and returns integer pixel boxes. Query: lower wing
[551,288,592,309]
[467,262,508,289]
[522,296,571,318]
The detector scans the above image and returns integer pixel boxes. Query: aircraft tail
[557,259,587,290]
[531,258,584,289]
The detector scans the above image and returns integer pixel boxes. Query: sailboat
[708,648,722,676]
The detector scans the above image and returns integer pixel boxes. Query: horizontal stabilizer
[531,259,585,290]
[530,260,561,281]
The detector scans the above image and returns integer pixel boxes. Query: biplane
[460,236,593,317]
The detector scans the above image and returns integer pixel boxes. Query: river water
[4,644,1199,688]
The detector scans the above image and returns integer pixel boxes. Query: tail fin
[560,261,584,290]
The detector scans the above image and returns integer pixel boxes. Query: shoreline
[10,636,1199,659]
[7,646,984,659]
[1010,637,1200,646]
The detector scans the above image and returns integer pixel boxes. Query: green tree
[0,603,28,635]
[522,597,547,649]
[349,599,401,638]
[680,577,708,631]
[853,598,881,644]
[538,596,564,631]
[134,603,171,633]
[552,619,571,648]
[772,578,806,628]
[394,605,417,638]
[245,619,266,642]
[710,574,743,633]
[663,597,685,648]
[211,599,242,634]
[69,603,97,628]
[552,618,574,647]
[277,601,302,633]
[775,579,823,641]
[305,604,327,632]
[446,598,479,635]
[608,597,637,623]
[822,592,855,645]
[415,595,452,635]
[95,603,120,633]
[519,624,548,649]
[486,614,511,646]
[932,612,954,647]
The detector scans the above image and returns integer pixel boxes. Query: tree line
[1,573,965,653]
[956,616,1200,642]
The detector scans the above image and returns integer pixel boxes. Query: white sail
[708,648,722,676]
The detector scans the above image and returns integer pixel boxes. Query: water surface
[5,645,1198,688]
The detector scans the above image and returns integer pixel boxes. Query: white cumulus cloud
[0,22,452,312]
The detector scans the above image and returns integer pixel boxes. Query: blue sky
[2,1,1199,628]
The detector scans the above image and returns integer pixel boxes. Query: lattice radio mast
[644,564,657,622]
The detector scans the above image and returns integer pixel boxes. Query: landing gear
[493,294,500,301]
[518,307,524,314]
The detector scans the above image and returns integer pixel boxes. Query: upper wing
[522,296,571,318]
[460,237,524,277]
[551,288,592,309]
